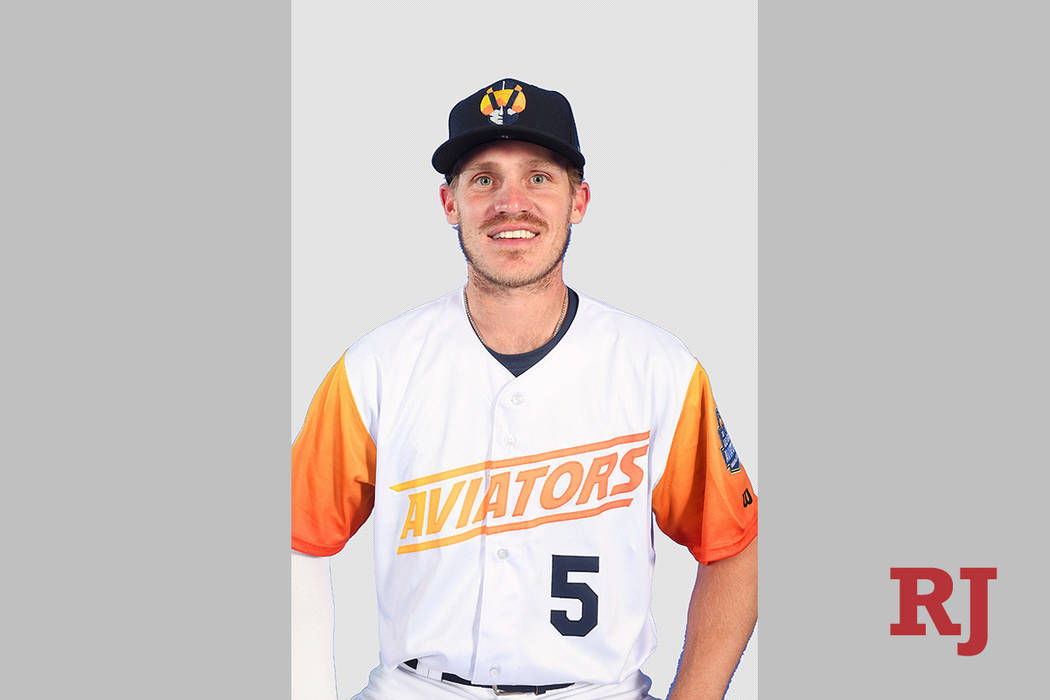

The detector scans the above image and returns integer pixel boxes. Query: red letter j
[957,567,996,656]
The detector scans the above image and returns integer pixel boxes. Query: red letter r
[890,567,961,636]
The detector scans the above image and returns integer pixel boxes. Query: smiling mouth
[490,229,538,239]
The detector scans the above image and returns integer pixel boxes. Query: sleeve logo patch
[716,408,741,473]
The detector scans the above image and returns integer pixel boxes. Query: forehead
[457,140,566,172]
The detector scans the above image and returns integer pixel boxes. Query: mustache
[481,212,547,233]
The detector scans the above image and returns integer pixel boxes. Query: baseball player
[291,78,757,700]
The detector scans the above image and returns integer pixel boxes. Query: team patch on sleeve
[715,408,741,473]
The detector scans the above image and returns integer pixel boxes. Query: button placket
[475,381,529,680]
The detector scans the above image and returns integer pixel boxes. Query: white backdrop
[292,2,757,697]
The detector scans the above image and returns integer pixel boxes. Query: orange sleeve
[652,364,757,564]
[291,355,377,556]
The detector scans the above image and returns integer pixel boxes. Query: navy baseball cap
[432,78,585,176]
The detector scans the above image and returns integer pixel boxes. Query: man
[292,78,757,700]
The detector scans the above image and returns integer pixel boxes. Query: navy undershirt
[483,288,579,377]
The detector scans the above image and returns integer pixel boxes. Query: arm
[666,537,757,700]
[291,550,338,700]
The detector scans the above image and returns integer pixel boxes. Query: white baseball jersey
[292,287,757,687]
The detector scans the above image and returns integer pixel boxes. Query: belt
[403,658,574,695]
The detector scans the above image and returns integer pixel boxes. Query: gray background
[761,1,1049,696]
[4,2,1047,700]
[292,2,757,698]
[3,2,290,699]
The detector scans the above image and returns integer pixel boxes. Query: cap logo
[480,81,526,126]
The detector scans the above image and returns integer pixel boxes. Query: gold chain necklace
[463,287,569,349]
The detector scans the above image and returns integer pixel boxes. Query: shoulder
[573,291,695,363]
[345,287,464,362]
[337,287,466,431]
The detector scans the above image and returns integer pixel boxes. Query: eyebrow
[462,158,560,173]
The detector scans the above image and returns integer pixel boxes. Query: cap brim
[432,126,585,175]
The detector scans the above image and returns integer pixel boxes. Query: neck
[464,269,568,354]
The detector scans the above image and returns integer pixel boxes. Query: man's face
[440,141,590,290]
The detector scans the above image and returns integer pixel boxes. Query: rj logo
[890,567,997,656]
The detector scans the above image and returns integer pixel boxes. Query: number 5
[550,555,599,637]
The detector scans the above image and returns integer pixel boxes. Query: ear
[439,183,459,225]
[569,181,591,224]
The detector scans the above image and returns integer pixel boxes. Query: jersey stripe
[396,498,634,554]
[390,430,651,492]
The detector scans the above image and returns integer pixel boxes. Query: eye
[475,175,493,186]
[530,174,549,185]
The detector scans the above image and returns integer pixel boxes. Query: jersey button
[489,665,500,677]
[496,548,509,559]
[510,392,525,406]
[503,435,516,447]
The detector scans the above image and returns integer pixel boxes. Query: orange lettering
[456,477,483,528]
[473,472,511,523]
[400,491,427,539]
[610,445,648,496]
[513,465,550,516]
[576,453,618,505]
[540,460,584,509]
[426,481,466,535]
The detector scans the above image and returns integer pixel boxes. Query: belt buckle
[492,686,533,696]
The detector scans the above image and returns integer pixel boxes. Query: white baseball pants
[349,663,660,700]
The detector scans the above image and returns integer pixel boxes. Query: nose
[494,179,528,214]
